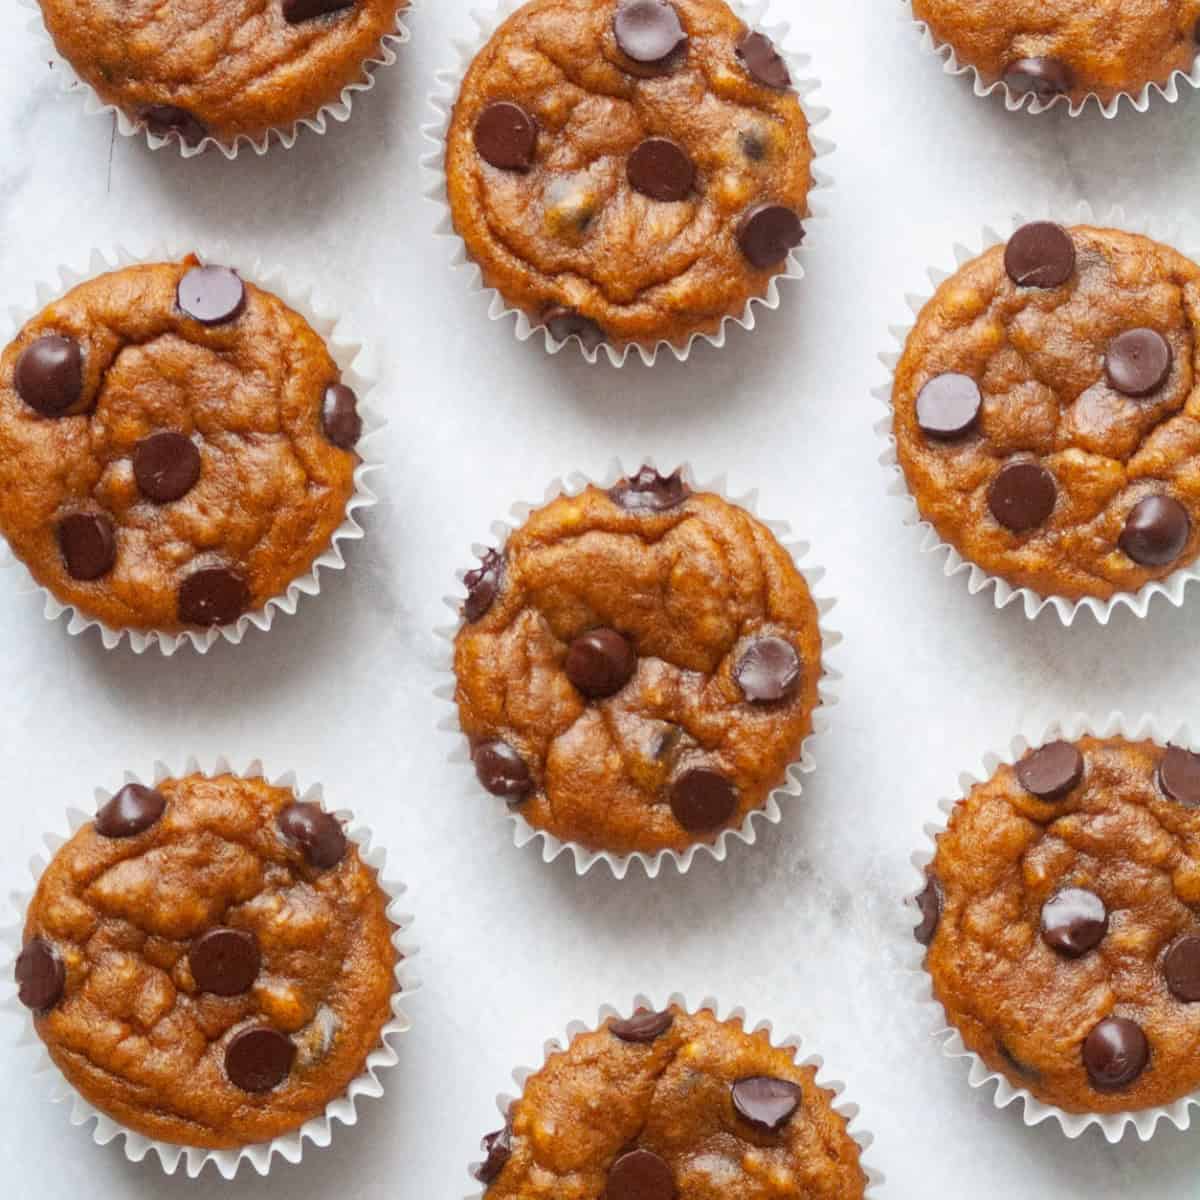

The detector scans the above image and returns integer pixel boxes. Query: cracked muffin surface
[444,0,814,349]
[917,735,1200,1113]
[892,224,1200,601]
[15,772,398,1148]
[0,259,362,634]
[453,469,823,857]
[474,1006,867,1198]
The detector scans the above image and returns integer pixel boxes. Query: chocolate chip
[609,467,690,512]
[1105,329,1172,397]
[987,461,1056,532]
[133,432,201,503]
[613,0,686,63]
[321,383,362,449]
[916,373,981,439]
[735,30,790,89]
[464,549,504,622]
[282,0,352,21]
[914,871,943,946]
[141,105,207,146]
[1003,57,1074,100]
[611,1009,674,1043]
[473,101,537,171]
[1164,935,1200,1002]
[57,513,115,581]
[627,138,694,202]
[15,938,64,1011]
[1159,745,1200,808]
[473,740,533,799]
[1004,222,1076,289]
[474,1125,512,1184]
[1041,888,1107,958]
[736,203,804,269]
[606,1149,675,1200]
[1119,496,1190,566]
[734,636,801,703]
[1083,1017,1148,1092]
[669,768,737,831]
[738,130,766,161]
[190,928,261,996]
[277,801,347,869]
[177,265,246,325]
[997,1040,1040,1082]
[544,307,606,351]
[565,628,637,698]
[14,335,83,416]
[95,783,166,838]
[1015,741,1084,801]
[731,1076,802,1132]
[224,1026,295,1092]
[178,565,249,626]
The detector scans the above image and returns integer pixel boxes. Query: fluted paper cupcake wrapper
[0,241,382,654]
[433,458,841,879]
[0,756,419,1179]
[873,201,1200,626]
[903,0,1200,117]
[20,0,412,159]
[903,713,1200,1143]
[465,993,884,1196]
[420,0,833,366]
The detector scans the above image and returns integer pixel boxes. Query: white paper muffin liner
[434,458,841,879]
[904,0,1200,118]
[0,756,419,1179]
[465,994,884,1195]
[874,202,1200,626]
[20,0,412,159]
[420,0,834,365]
[904,713,1200,1143]
[0,241,382,654]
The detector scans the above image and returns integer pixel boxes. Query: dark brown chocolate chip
[95,783,167,838]
[277,801,347,869]
[606,1149,675,1200]
[544,307,607,351]
[473,101,537,171]
[1041,888,1107,958]
[609,466,689,512]
[464,549,504,622]
[133,432,201,503]
[178,565,249,626]
[735,30,790,89]
[613,0,686,63]
[998,1041,1040,1082]
[225,1026,295,1092]
[57,513,115,581]
[1083,1017,1148,1091]
[611,1009,674,1043]
[736,203,804,269]
[738,130,766,161]
[1105,329,1172,397]
[565,628,637,698]
[1119,496,1190,566]
[190,928,261,996]
[1164,934,1200,1002]
[473,740,533,799]
[731,1075,802,1132]
[734,636,801,703]
[914,872,943,946]
[321,383,362,449]
[627,138,694,202]
[142,105,207,146]
[1003,57,1074,100]
[474,1125,512,1184]
[1004,222,1076,289]
[282,0,352,21]
[669,768,737,831]
[987,461,1056,532]
[14,335,83,417]
[15,938,64,1011]
[1015,741,1084,801]
[1159,745,1200,808]
[916,373,982,439]
[177,265,246,325]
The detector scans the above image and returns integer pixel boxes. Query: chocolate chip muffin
[453,467,825,859]
[473,1005,868,1197]
[912,0,1200,107]
[14,771,400,1148]
[916,734,1200,1114]
[891,223,1200,603]
[37,0,407,147]
[0,258,364,638]
[443,0,815,352]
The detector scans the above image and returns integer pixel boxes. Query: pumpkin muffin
[453,467,824,858]
[892,223,1200,603]
[14,771,400,1149]
[443,0,814,352]
[0,258,363,636]
[916,735,1200,1114]
[473,1005,868,1197]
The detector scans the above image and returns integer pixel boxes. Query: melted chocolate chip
[613,0,686,63]
[735,30,790,89]
[474,101,537,171]
[1164,934,1200,1002]
[473,740,533,799]
[15,938,64,1011]
[463,549,504,622]
[914,871,943,946]
[737,203,804,269]
[544,307,606,351]
[178,565,250,626]
[611,1009,674,1043]
[606,1149,675,1200]
[609,467,689,512]
[277,801,347,869]
[987,461,1056,532]
[282,0,353,21]
[1015,741,1084,801]
[1083,1017,1148,1091]
[734,636,801,703]
[1004,222,1076,289]
[1003,57,1074,100]
[95,783,167,838]
[1119,495,1190,567]
[190,928,261,996]
[915,373,982,439]
[474,1125,513,1183]
[731,1075,802,1132]
[565,628,637,698]
[1041,888,1107,958]
[14,335,83,416]
[738,129,766,161]
[669,768,737,831]
[321,383,362,449]
[225,1026,295,1092]
[57,513,116,581]
[177,265,246,325]
[1106,329,1172,397]
[627,138,694,202]
[142,105,207,146]
[133,432,201,503]
[1159,745,1200,808]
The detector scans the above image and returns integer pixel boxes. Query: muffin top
[37,0,405,145]
[892,223,1200,602]
[453,468,823,857]
[911,0,1200,106]
[474,1006,867,1198]
[444,0,813,350]
[0,259,362,635]
[14,772,398,1148]
[918,735,1200,1114]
